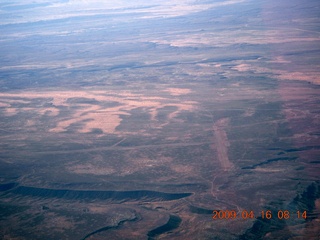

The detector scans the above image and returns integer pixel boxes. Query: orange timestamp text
[212,210,307,220]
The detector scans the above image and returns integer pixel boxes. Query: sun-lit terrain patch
[164,88,192,96]
[212,118,234,171]
[0,0,319,239]
[0,90,197,134]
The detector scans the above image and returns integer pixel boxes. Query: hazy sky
[0,0,246,24]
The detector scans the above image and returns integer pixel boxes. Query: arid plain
[0,0,319,239]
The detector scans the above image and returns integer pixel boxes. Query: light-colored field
[232,62,320,85]
[0,88,195,134]
[164,88,191,96]
[213,118,234,171]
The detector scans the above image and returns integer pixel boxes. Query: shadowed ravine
[10,185,192,202]
[147,215,182,240]
[81,217,137,240]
